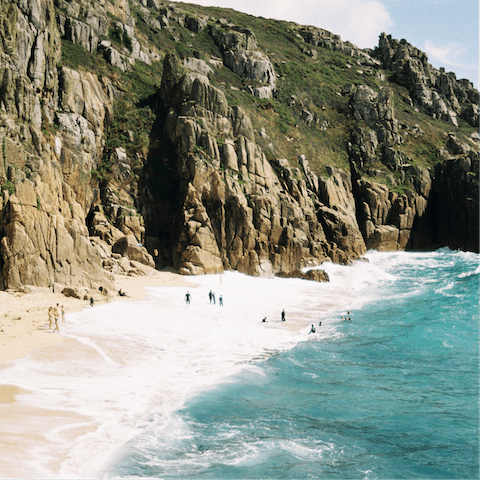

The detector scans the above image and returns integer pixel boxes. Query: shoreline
[0,271,195,479]
[0,251,474,478]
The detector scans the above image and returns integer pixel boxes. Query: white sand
[0,271,195,478]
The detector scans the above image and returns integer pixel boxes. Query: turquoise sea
[1,249,478,478]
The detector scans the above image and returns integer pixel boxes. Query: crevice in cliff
[348,159,368,243]
[136,111,182,269]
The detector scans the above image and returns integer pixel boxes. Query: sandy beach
[0,271,195,478]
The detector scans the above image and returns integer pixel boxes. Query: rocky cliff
[0,0,477,290]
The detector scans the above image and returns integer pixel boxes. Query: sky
[172,0,478,88]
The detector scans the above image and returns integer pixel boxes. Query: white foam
[458,263,480,278]
[0,260,406,477]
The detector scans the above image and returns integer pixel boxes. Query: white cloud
[173,0,392,48]
[424,40,465,69]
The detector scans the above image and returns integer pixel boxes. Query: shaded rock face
[345,75,478,253]
[342,73,477,253]
[431,154,479,252]
[315,166,367,263]
[350,144,479,254]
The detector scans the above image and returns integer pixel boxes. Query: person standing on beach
[209,290,213,304]
[60,305,65,323]
[51,305,59,333]
[53,311,59,333]
[219,295,223,306]
[281,309,286,321]
[185,291,191,304]
[48,307,54,330]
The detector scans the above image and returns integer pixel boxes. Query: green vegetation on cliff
[58,0,476,193]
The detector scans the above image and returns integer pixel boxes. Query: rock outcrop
[211,23,276,99]
[156,53,366,275]
[276,268,329,282]
[343,71,476,253]
[0,0,156,290]
[352,175,432,251]
[374,33,478,127]
[0,0,114,290]
[56,0,158,71]
[346,83,402,171]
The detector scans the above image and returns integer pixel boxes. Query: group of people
[310,311,352,334]
[262,311,321,334]
[184,291,223,306]
[310,321,324,333]
[47,303,65,333]
[211,291,223,306]
[263,309,287,324]
[208,290,223,306]
[183,290,348,336]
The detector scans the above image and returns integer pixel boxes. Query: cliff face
[0,0,114,290]
[0,0,477,290]
[155,53,365,275]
